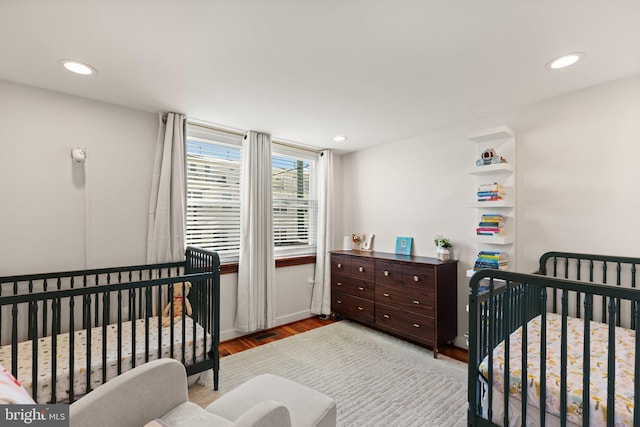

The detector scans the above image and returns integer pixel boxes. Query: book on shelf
[473,251,508,271]
[476,191,505,197]
[478,182,504,192]
[480,214,505,220]
[478,221,505,227]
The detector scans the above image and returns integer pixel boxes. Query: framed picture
[395,236,413,255]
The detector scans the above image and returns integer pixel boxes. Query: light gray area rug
[194,321,468,426]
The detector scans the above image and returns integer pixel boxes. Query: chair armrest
[70,359,189,427]
[231,401,292,427]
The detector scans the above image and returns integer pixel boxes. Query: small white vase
[437,247,450,261]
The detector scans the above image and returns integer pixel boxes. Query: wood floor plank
[218,316,467,363]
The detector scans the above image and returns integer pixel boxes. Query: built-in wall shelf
[466,163,514,175]
[470,199,514,208]
[468,125,517,274]
[476,235,514,245]
[468,126,515,143]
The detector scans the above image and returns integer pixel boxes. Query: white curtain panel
[146,112,186,264]
[235,131,276,332]
[311,150,334,315]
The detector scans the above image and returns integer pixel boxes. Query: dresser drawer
[401,264,435,291]
[331,254,352,276]
[375,283,434,316]
[375,303,434,343]
[332,292,375,324]
[374,260,403,286]
[351,257,375,281]
[333,275,375,300]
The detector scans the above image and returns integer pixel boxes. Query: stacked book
[477,182,504,202]
[476,213,505,237]
[474,251,508,271]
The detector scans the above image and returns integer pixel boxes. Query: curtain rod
[178,117,322,155]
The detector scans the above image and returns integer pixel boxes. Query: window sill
[220,255,317,275]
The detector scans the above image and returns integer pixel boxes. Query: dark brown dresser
[330,250,458,358]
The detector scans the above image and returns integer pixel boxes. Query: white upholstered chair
[70,358,336,427]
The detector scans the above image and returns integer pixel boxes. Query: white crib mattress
[0,316,212,403]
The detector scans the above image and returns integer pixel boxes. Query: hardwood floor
[220,316,467,363]
[220,316,336,356]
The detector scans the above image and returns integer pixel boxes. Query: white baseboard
[220,309,313,342]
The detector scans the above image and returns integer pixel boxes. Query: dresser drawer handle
[384,270,389,276]
[358,286,364,291]
[357,306,364,311]
[337,263,342,268]
[359,266,364,272]
[337,300,342,304]
[413,323,420,328]
[336,282,342,286]
[413,300,420,305]
[383,293,390,297]
[383,314,390,319]
[413,275,419,282]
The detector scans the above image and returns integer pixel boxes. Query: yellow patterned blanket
[0,316,211,403]
[479,312,636,426]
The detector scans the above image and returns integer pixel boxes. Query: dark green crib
[0,246,220,404]
[468,251,640,427]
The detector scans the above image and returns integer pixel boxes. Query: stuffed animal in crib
[162,282,192,327]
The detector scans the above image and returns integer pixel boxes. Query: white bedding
[0,316,212,403]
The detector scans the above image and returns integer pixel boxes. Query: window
[186,126,242,262]
[185,123,318,262]
[271,146,318,258]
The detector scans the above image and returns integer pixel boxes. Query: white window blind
[185,123,318,262]
[185,126,242,262]
[272,146,318,258]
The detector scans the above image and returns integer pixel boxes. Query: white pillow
[0,363,35,404]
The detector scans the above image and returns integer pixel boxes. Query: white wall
[0,80,316,338]
[341,73,640,348]
[0,80,157,273]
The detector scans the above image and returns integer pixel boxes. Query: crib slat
[632,265,637,329]
[582,294,592,427]
[602,262,608,323]
[607,299,616,426]
[181,291,186,365]
[42,279,48,336]
[69,295,75,403]
[502,282,511,427]
[85,293,92,395]
[560,289,568,427]
[170,283,175,358]
[576,259,582,319]
[521,284,529,425]
[540,288,547,427]
[102,292,108,385]
[51,298,59,404]
[30,300,38,402]
[117,290,122,374]
[11,302,18,378]
[487,280,495,422]
[145,287,150,363]
[634,302,639,427]
[130,289,136,369]
[157,285,163,360]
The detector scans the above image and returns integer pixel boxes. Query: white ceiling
[1,0,639,153]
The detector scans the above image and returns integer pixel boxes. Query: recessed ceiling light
[332,135,347,142]
[546,52,584,70]
[60,59,97,75]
